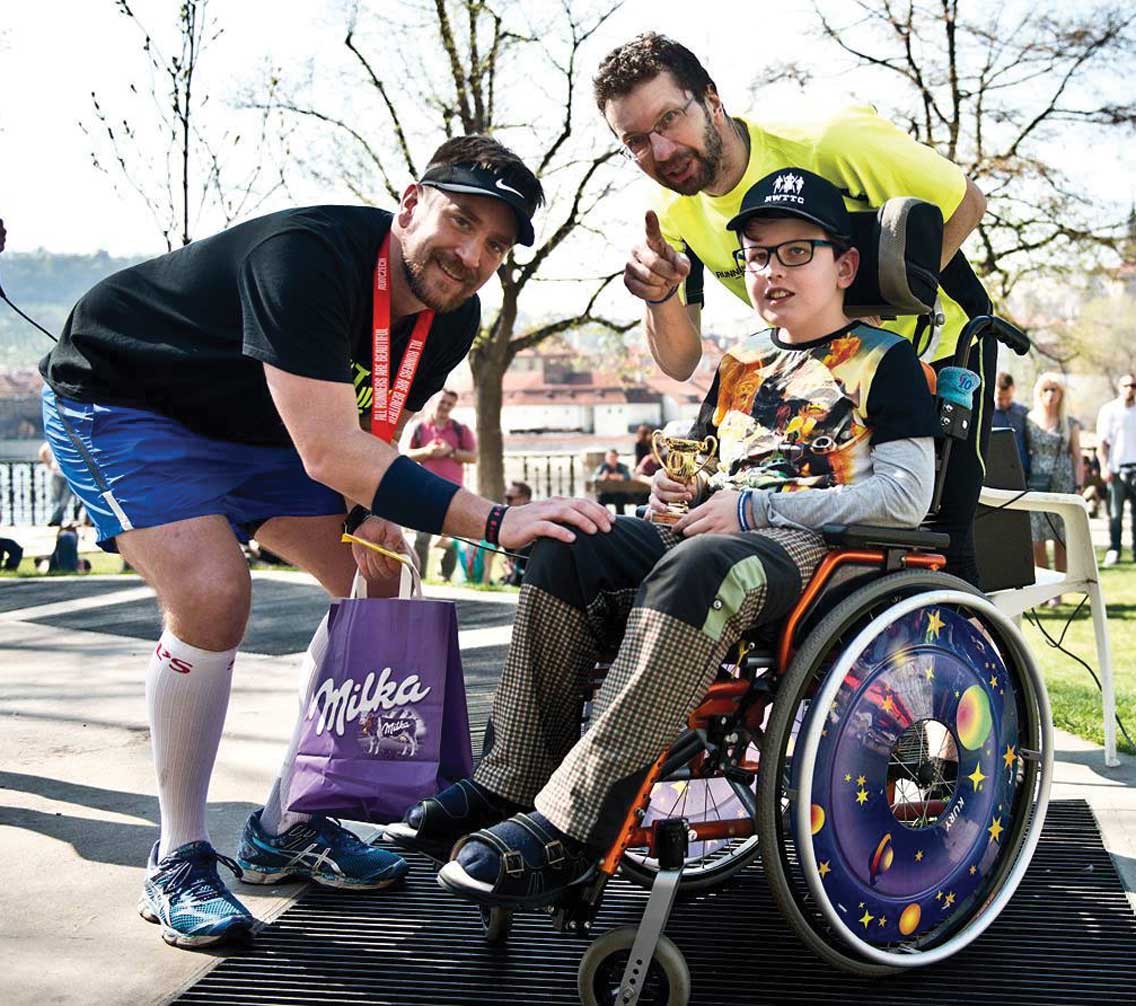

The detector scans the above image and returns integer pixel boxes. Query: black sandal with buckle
[436,811,596,907]
[383,778,522,862]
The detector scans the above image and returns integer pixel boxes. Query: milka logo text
[308,668,431,738]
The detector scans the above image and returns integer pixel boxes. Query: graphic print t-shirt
[690,323,939,494]
[39,206,480,446]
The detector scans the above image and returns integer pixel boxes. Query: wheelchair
[471,315,1053,1006]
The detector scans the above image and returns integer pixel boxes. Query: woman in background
[1026,372,1082,602]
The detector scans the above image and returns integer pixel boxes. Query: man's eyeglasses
[732,239,845,272]
[621,96,697,161]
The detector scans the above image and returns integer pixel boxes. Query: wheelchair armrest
[820,524,950,552]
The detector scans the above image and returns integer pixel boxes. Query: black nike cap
[726,167,852,241]
[420,162,536,246]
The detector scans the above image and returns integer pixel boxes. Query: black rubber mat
[175,800,1136,1005]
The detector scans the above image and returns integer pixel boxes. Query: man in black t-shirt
[32,134,613,950]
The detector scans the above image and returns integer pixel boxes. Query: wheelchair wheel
[758,570,1052,975]
[619,755,761,893]
[578,926,690,1006]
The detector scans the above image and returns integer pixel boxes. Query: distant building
[445,338,722,446]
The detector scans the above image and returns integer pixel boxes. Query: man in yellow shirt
[593,33,992,584]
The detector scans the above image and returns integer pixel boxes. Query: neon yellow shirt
[655,106,970,361]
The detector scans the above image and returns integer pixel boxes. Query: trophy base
[646,505,686,526]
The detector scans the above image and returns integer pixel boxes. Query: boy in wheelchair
[387,168,941,907]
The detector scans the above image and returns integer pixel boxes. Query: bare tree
[84,0,291,250]
[807,2,1136,319]
[259,0,633,499]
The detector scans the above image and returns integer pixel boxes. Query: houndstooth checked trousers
[474,516,826,848]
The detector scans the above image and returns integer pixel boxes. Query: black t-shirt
[39,206,480,446]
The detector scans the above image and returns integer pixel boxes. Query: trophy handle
[697,435,718,475]
[650,428,667,466]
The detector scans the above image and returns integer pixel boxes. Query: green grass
[0,551,130,576]
[1021,554,1136,755]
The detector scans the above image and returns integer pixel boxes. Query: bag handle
[340,532,423,599]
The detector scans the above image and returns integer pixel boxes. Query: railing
[0,453,585,524]
[469,453,581,500]
[1,461,56,525]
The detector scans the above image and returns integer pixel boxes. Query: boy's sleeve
[865,340,940,446]
[815,106,968,224]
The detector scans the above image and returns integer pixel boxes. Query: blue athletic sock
[456,810,586,884]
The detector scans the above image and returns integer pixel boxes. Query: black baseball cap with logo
[726,167,852,241]
[419,162,536,246]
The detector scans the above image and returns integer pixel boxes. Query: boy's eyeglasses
[733,239,845,272]
[620,96,697,161]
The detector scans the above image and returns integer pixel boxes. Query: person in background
[38,525,93,574]
[38,440,75,526]
[592,448,634,514]
[633,424,653,467]
[992,372,1030,481]
[502,481,533,585]
[1026,372,1081,600]
[0,536,23,571]
[1097,373,1136,567]
[408,389,477,579]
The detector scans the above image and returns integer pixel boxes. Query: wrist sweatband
[371,455,460,535]
[344,504,371,535]
[485,504,508,545]
[646,284,679,305]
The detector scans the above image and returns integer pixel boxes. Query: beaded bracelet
[645,284,679,305]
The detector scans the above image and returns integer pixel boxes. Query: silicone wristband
[484,504,509,545]
[736,490,750,532]
[371,455,460,534]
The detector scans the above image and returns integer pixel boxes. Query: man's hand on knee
[498,497,613,549]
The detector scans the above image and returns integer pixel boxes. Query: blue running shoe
[236,809,409,889]
[138,841,254,948]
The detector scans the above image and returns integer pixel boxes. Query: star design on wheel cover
[988,816,1004,842]
[967,763,987,791]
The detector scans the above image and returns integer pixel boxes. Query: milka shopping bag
[285,556,473,823]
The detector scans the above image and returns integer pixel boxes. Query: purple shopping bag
[285,575,473,824]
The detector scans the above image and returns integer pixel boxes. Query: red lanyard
[371,233,434,443]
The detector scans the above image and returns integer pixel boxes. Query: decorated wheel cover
[794,603,1024,947]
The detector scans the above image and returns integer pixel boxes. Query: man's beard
[655,116,725,196]
[401,245,475,314]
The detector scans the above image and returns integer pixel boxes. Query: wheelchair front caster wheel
[577,925,690,1006]
[479,905,513,943]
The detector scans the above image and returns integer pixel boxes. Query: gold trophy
[647,430,718,525]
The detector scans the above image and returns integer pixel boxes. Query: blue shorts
[41,386,346,553]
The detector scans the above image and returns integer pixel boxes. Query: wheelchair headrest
[843,197,943,321]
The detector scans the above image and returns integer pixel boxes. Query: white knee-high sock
[146,631,237,859]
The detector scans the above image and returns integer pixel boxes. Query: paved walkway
[1,568,1133,1006]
